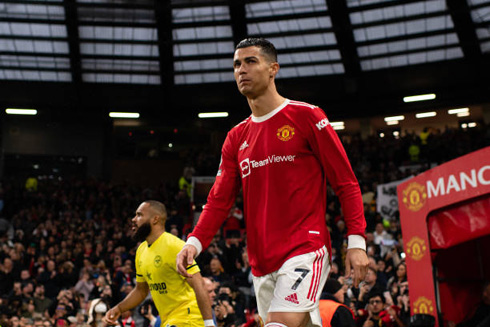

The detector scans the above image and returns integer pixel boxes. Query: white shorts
[252,246,330,327]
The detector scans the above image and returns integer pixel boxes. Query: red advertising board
[397,146,490,326]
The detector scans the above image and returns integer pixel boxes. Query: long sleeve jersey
[189,99,366,276]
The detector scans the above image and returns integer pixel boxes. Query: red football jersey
[189,99,366,276]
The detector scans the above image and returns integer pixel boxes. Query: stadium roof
[0,0,489,125]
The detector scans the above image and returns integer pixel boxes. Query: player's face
[132,203,152,242]
[233,46,276,98]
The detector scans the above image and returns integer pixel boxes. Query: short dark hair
[367,292,385,303]
[236,38,277,63]
[144,200,167,221]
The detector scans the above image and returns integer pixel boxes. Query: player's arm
[186,272,215,327]
[103,281,149,326]
[177,131,241,277]
[305,107,368,286]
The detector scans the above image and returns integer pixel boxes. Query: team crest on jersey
[154,255,162,267]
[277,125,295,141]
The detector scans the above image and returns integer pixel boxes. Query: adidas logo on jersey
[285,293,299,304]
[239,140,249,151]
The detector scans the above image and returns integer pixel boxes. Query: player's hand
[176,244,197,278]
[344,248,369,288]
[103,306,121,326]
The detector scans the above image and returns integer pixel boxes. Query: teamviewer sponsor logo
[240,155,295,178]
[240,158,251,178]
[315,118,329,130]
[251,155,296,168]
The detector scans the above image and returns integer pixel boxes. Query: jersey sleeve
[174,238,201,275]
[135,244,145,283]
[185,260,201,275]
[188,130,242,250]
[303,107,366,239]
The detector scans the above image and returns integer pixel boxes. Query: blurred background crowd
[0,124,488,327]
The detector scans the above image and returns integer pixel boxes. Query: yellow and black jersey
[135,232,203,325]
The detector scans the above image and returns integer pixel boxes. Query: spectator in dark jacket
[319,278,355,327]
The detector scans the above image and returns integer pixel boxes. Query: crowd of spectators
[0,124,488,327]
